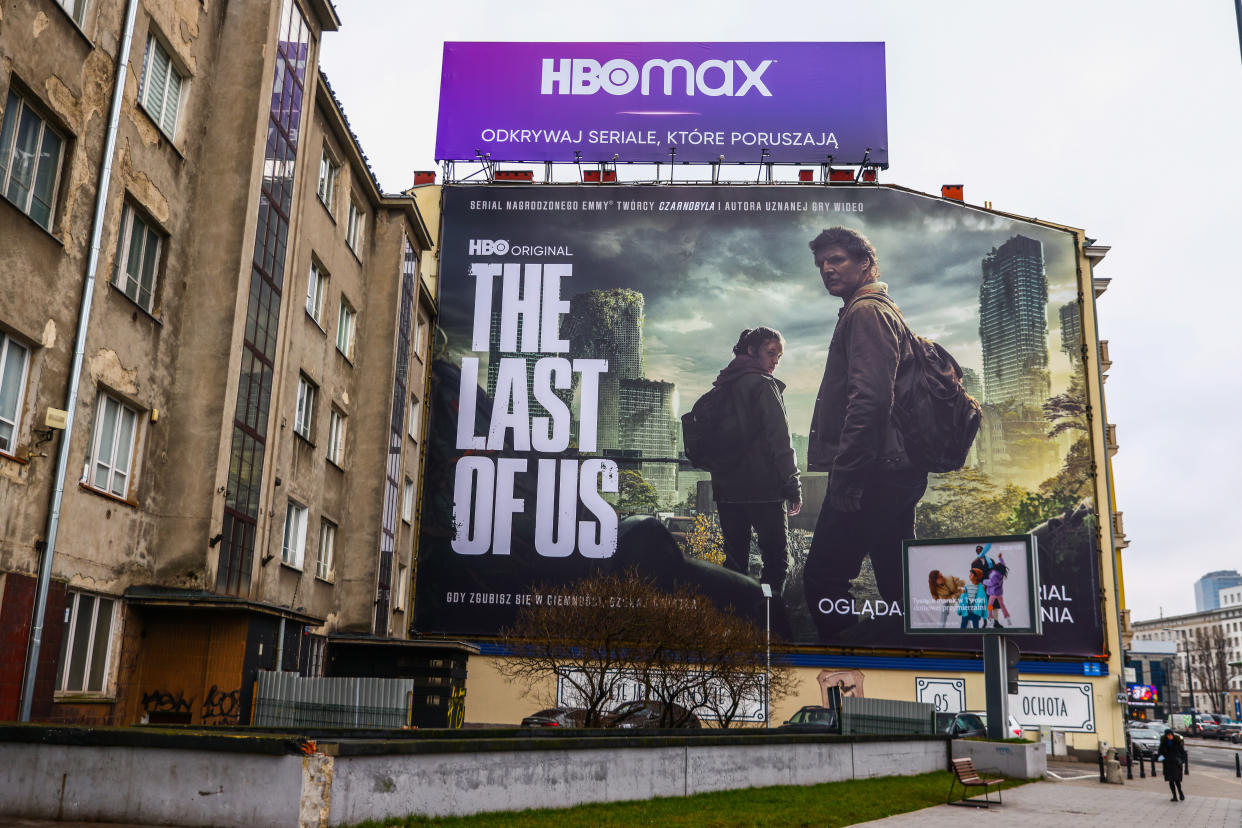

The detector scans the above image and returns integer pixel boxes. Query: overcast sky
[319,0,1242,621]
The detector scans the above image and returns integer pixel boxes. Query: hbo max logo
[469,239,509,255]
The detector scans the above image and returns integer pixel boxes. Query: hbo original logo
[469,239,509,256]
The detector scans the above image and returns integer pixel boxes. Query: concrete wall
[951,738,1047,779]
[0,733,948,827]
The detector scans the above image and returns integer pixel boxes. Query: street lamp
[760,583,772,729]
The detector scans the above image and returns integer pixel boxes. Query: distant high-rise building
[485,308,571,421]
[1060,302,1082,360]
[564,289,644,380]
[1194,570,1242,612]
[564,289,645,451]
[979,235,1050,407]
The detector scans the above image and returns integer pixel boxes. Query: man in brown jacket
[802,227,926,641]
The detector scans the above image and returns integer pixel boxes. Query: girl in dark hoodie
[711,327,802,593]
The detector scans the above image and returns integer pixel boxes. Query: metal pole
[763,584,771,728]
[19,0,142,722]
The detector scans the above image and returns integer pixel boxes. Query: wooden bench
[947,757,1005,807]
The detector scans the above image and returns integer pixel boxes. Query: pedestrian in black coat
[1158,728,1186,801]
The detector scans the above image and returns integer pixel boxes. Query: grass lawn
[348,770,1031,827]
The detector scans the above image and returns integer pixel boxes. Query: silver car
[1127,724,1164,757]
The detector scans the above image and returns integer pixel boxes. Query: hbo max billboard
[435,42,888,165]
[416,184,1104,656]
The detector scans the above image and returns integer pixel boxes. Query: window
[316,519,335,580]
[87,393,139,499]
[55,0,88,25]
[317,148,338,210]
[393,563,408,611]
[140,34,184,138]
[336,300,356,360]
[407,394,420,440]
[113,202,162,313]
[0,89,66,230]
[56,592,116,694]
[303,635,327,677]
[326,406,345,466]
[414,312,428,358]
[305,261,328,325]
[346,196,364,253]
[281,501,307,568]
[0,333,31,456]
[402,477,415,523]
[294,375,316,440]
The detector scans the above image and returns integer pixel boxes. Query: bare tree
[1190,626,1232,714]
[499,569,792,728]
[497,570,652,726]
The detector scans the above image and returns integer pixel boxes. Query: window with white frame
[139,33,184,139]
[414,311,428,359]
[55,0,88,24]
[316,519,335,580]
[336,300,356,360]
[305,261,328,326]
[393,563,408,611]
[113,202,162,313]
[326,406,345,466]
[294,374,316,440]
[345,196,364,253]
[406,394,420,440]
[87,393,139,499]
[0,332,31,456]
[0,89,66,230]
[56,591,116,694]
[402,476,415,523]
[317,147,339,210]
[281,501,307,568]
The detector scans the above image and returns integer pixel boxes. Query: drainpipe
[20,0,142,721]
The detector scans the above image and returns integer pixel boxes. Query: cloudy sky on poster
[320,0,1242,620]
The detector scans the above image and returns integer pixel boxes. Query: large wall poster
[415,184,1103,656]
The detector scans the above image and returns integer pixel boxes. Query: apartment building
[0,0,454,727]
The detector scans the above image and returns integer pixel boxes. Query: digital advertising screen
[902,535,1041,636]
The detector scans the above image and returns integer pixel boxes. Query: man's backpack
[681,385,746,473]
[867,294,983,473]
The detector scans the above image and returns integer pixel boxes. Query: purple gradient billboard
[436,42,888,166]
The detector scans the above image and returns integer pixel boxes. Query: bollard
[1139,751,1145,778]
[1126,749,1133,780]
[1236,752,1240,778]
[1098,751,1106,783]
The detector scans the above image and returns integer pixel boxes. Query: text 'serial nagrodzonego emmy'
[415,184,1104,656]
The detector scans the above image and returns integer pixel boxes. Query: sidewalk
[857,758,1242,826]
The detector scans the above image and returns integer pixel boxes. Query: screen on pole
[435,42,888,165]
[416,184,1103,656]
[902,535,1041,636]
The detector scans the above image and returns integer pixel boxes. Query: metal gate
[252,671,415,728]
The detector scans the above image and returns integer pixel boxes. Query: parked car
[520,707,588,728]
[936,712,987,739]
[778,705,839,732]
[1192,714,1220,738]
[663,515,695,552]
[1127,723,1164,757]
[1209,716,1242,741]
[969,711,1024,739]
[605,700,703,729]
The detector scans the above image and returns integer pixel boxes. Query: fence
[252,671,414,728]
